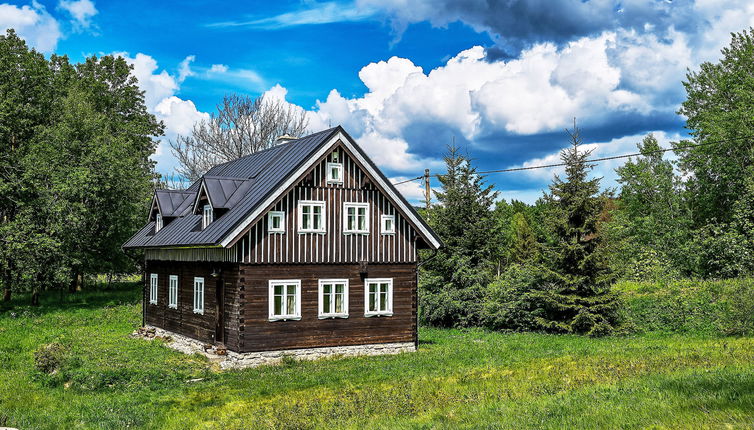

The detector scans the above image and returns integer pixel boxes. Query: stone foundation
[134,325,416,370]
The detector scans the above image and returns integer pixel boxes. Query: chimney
[275,134,297,145]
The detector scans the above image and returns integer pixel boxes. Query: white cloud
[58,0,97,29]
[209,63,228,73]
[177,55,195,82]
[392,177,427,203]
[207,1,376,29]
[154,96,209,137]
[0,2,61,52]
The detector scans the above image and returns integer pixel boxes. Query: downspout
[415,248,439,350]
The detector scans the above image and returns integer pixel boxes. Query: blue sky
[2,0,752,203]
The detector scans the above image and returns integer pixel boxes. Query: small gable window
[327,162,343,184]
[298,201,326,233]
[149,273,158,305]
[268,211,285,234]
[155,213,163,233]
[319,279,349,318]
[193,277,204,314]
[381,215,395,235]
[344,202,369,234]
[365,278,393,317]
[168,275,178,309]
[269,280,301,321]
[202,204,213,229]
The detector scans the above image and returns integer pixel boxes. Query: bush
[616,278,754,335]
[34,342,67,374]
[481,264,550,332]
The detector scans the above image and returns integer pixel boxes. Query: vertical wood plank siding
[145,247,239,262]
[144,261,241,349]
[238,146,419,264]
[238,263,417,352]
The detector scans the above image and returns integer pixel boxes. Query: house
[123,126,442,364]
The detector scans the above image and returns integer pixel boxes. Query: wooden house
[123,127,442,361]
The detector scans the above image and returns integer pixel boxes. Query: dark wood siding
[238,263,417,352]
[237,145,419,264]
[144,260,241,349]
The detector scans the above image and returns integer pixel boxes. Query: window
[298,201,326,233]
[269,280,301,320]
[155,213,163,233]
[344,203,369,234]
[202,204,213,229]
[193,277,204,314]
[318,279,349,318]
[149,273,158,305]
[381,215,395,235]
[168,275,178,309]
[268,211,285,233]
[327,162,343,184]
[365,278,393,317]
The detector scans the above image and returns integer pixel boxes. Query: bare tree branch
[169,93,309,182]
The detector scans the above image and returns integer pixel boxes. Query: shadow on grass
[0,282,142,316]
[656,368,754,413]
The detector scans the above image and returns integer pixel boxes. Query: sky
[2,0,754,204]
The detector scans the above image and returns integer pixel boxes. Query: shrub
[616,278,754,335]
[34,342,67,374]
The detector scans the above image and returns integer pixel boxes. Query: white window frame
[155,213,163,233]
[202,204,213,229]
[193,277,205,314]
[364,278,393,317]
[149,273,158,305]
[381,214,395,235]
[297,200,326,234]
[326,162,343,184]
[318,279,349,319]
[343,202,370,234]
[168,275,178,309]
[268,280,302,321]
[268,211,285,234]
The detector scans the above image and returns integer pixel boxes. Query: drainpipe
[415,248,439,350]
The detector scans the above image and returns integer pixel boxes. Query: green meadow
[1,282,752,429]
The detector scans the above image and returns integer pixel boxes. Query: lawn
[1,283,753,429]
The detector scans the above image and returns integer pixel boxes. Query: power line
[390,135,752,185]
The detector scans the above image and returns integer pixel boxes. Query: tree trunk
[68,271,81,293]
[31,290,40,306]
[2,288,10,302]
[2,269,10,302]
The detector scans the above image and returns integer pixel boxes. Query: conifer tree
[537,126,620,335]
[508,212,538,264]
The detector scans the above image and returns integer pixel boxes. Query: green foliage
[420,145,500,328]
[539,127,620,335]
[0,30,162,300]
[677,28,754,226]
[482,263,552,331]
[508,212,539,264]
[617,278,754,336]
[33,343,67,375]
[2,287,754,429]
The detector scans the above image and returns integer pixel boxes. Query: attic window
[202,204,213,229]
[381,215,395,235]
[327,162,343,184]
[268,211,285,234]
[155,213,163,233]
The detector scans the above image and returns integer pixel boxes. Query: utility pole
[424,168,431,209]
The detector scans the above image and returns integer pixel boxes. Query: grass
[1,283,753,429]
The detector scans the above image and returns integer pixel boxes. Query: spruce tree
[538,126,620,335]
[508,212,538,264]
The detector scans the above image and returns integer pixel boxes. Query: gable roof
[154,189,196,217]
[123,126,442,250]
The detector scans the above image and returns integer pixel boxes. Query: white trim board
[218,131,441,249]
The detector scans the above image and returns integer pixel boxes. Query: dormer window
[155,213,163,233]
[327,162,343,184]
[202,204,213,229]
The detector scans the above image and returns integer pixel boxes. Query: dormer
[193,176,254,229]
[150,189,197,233]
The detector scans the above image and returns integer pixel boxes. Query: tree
[537,126,620,335]
[606,134,691,278]
[677,28,754,226]
[170,94,309,182]
[508,212,539,264]
[419,145,501,328]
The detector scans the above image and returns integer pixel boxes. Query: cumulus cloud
[58,0,97,30]
[177,55,195,82]
[0,2,61,52]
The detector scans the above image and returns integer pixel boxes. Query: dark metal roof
[124,127,338,249]
[123,126,442,250]
[155,190,196,217]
